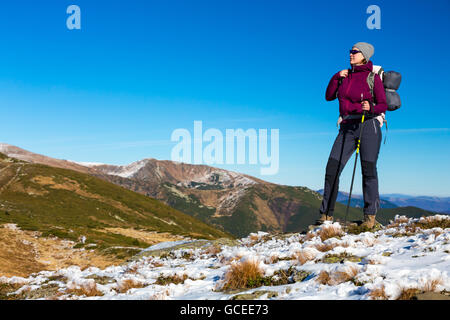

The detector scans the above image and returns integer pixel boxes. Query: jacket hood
[351,60,373,73]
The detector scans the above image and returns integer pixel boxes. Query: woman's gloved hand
[376,113,385,128]
[339,70,349,78]
[361,100,371,111]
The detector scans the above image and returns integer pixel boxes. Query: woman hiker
[318,42,388,228]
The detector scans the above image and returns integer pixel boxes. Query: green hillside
[0,153,233,256]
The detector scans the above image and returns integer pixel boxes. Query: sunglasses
[349,49,362,55]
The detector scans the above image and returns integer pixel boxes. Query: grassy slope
[162,182,218,224]
[0,154,233,253]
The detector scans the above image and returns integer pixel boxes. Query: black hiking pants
[319,118,382,217]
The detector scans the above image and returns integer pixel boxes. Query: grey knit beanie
[353,42,374,61]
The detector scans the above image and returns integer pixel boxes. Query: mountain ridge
[0,143,440,237]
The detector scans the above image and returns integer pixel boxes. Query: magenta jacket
[326,61,388,123]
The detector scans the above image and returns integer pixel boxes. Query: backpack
[337,65,402,144]
[367,65,402,112]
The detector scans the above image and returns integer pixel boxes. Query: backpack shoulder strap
[367,72,376,102]
[367,66,384,97]
[377,67,384,77]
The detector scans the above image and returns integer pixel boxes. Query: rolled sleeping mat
[386,89,401,111]
[383,71,402,90]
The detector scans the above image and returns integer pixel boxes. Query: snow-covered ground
[1,215,449,300]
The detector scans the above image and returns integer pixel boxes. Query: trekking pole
[344,94,367,228]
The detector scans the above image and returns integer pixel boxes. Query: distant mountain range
[316,189,450,214]
[0,143,440,240]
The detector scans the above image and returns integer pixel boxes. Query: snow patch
[70,161,107,167]
[2,215,449,300]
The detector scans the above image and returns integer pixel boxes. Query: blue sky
[1,0,449,196]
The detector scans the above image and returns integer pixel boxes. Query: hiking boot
[315,213,333,225]
[360,214,376,229]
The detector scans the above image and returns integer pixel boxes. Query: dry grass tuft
[317,224,344,242]
[430,229,444,238]
[304,231,316,241]
[265,255,279,264]
[125,263,141,274]
[397,288,421,300]
[66,281,104,297]
[332,266,359,285]
[148,289,170,300]
[315,266,359,286]
[203,245,222,256]
[422,278,443,292]
[244,235,273,248]
[370,276,444,300]
[219,253,243,265]
[341,241,351,248]
[367,258,381,265]
[155,273,189,285]
[80,265,90,272]
[314,242,340,252]
[294,249,317,265]
[396,278,444,300]
[152,261,164,267]
[117,279,145,293]
[221,259,264,291]
[316,271,331,285]
[369,285,388,300]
